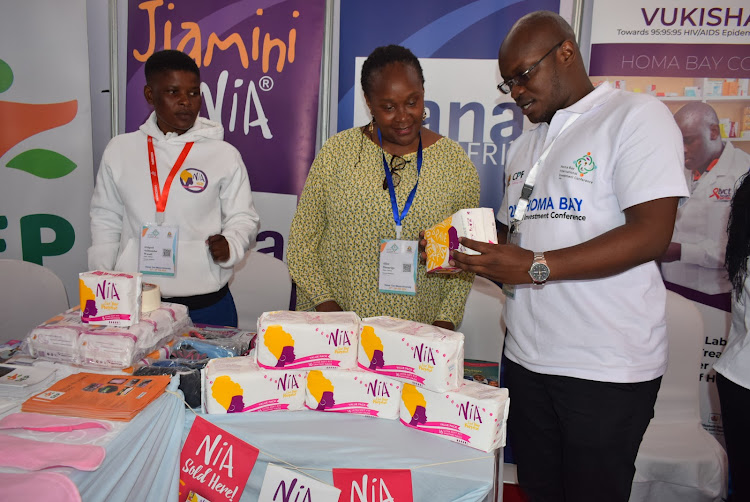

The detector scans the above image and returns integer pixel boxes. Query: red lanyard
[147,136,194,218]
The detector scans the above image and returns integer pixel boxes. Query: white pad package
[25,310,85,364]
[203,355,306,414]
[304,368,402,420]
[79,271,142,327]
[357,316,464,392]
[399,380,510,452]
[256,311,360,370]
[78,302,189,369]
[425,208,498,273]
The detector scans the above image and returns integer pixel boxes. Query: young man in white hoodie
[88,50,259,327]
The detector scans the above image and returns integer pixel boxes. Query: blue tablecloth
[67,386,496,501]
[179,409,496,502]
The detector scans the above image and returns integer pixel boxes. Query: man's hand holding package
[451,238,533,285]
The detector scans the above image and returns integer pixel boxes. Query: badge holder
[378,239,418,295]
[139,222,178,276]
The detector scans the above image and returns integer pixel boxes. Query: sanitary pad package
[256,311,360,370]
[26,303,190,369]
[424,208,498,273]
[304,369,402,420]
[399,380,510,452]
[203,355,307,414]
[79,271,143,327]
[357,316,464,392]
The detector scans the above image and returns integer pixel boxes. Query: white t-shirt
[497,82,690,383]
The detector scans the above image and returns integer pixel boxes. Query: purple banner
[590,43,750,78]
[126,0,326,196]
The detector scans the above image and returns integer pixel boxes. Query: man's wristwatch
[528,251,550,284]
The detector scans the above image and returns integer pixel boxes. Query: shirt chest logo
[558,151,598,184]
[180,168,208,193]
[709,187,732,201]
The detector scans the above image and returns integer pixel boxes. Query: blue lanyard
[378,129,423,239]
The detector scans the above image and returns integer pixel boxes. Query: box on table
[304,368,402,420]
[399,380,510,452]
[256,311,360,370]
[79,271,142,327]
[203,355,306,413]
[357,316,464,393]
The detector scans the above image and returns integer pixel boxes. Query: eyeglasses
[383,154,409,190]
[497,41,564,94]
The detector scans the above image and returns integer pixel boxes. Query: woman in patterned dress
[287,45,479,329]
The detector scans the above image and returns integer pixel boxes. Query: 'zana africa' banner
[126,0,326,259]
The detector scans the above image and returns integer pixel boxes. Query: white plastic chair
[229,251,292,331]
[0,259,69,344]
[458,276,507,364]
[630,290,728,502]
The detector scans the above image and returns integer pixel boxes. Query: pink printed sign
[332,469,413,502]
[180,416,259,502]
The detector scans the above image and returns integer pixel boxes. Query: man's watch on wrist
[528,251,550,284]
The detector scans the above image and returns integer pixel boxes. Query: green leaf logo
[6,149,77,179]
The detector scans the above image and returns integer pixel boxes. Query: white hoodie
[88,112,260,297]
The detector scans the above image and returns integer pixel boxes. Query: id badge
[139,223,178,276]
[378,239,418,295]
[502,222,522,299]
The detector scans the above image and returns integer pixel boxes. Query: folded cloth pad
[0,472,81,502]
[0,412,112,432]
[0,434,105,471]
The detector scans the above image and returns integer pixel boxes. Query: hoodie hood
[139,111,224,143]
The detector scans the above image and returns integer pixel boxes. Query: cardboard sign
[332,469,413,502]
[259,464,341,502]
[180,416,259,502]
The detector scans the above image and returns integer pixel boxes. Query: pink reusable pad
[0,434,105,471]
[0,412,112,432]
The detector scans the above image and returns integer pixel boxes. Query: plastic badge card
[425,208,497,273]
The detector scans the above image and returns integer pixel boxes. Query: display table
[6,376,500,501]
[181,408,499,502]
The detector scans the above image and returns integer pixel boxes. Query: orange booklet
[22,372,171,421]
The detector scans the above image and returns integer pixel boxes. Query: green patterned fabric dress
[287,127,480,326]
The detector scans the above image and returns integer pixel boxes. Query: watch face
[529,263,550,283]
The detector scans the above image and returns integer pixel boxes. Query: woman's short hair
[360,45,424,97]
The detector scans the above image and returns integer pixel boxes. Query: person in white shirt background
[713,169,750,502]
[660,102,750,308]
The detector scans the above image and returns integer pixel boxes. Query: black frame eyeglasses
[383,154,409,190]
[497,41,564,94]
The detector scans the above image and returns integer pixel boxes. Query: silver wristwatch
[528,251,550,284]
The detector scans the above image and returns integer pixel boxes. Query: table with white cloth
[13,378,498,501]
[179,408,498,502]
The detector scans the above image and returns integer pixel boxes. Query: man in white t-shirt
[449,11,689,502]
[661,102,750,304]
